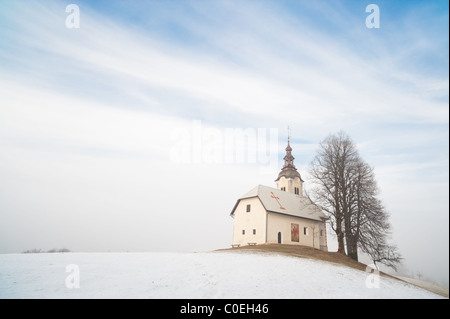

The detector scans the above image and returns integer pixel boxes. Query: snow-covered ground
[395,276,448,298]
[0,251,444,299]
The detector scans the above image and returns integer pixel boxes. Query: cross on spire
[287,125,291,143]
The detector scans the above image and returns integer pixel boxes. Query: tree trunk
[336,221,346,254]
[351,242,358,261]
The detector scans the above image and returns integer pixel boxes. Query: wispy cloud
[1,0,447,130]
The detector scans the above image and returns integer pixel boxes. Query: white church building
[230,138,328,251]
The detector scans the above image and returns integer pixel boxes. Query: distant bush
[47,248,71,253]
[22,248,43,254]
[22,248,71,254]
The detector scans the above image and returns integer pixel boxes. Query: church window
[253,229,256,235]
[242,230,245,235]
[294,187,299,195]
[246,204,251,212]
[304,227,307,235]
[281,187,286,191]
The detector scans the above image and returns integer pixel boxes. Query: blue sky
[0,1,448,285]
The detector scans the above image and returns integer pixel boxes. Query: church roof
[275,168,303,182]
[230,185,327,222]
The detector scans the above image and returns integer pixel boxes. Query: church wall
[231,197,266,247]
[276,176,303,195]
[266,213,326,250]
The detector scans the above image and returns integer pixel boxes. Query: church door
[277,232,282,244]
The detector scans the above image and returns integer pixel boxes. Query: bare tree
[347,159,402,267]
[363,237,402,271]
[308,131,359,254]
[308,131,401,269]
[345,159,378,260]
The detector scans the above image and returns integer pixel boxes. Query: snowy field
[0,251,444,299]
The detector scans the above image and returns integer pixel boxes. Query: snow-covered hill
[0,251,444,299]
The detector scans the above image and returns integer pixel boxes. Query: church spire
[282,125,295,168]
[275,134,304,195]
[282,138,295,169]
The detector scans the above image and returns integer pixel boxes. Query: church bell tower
[275,136,304,196]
